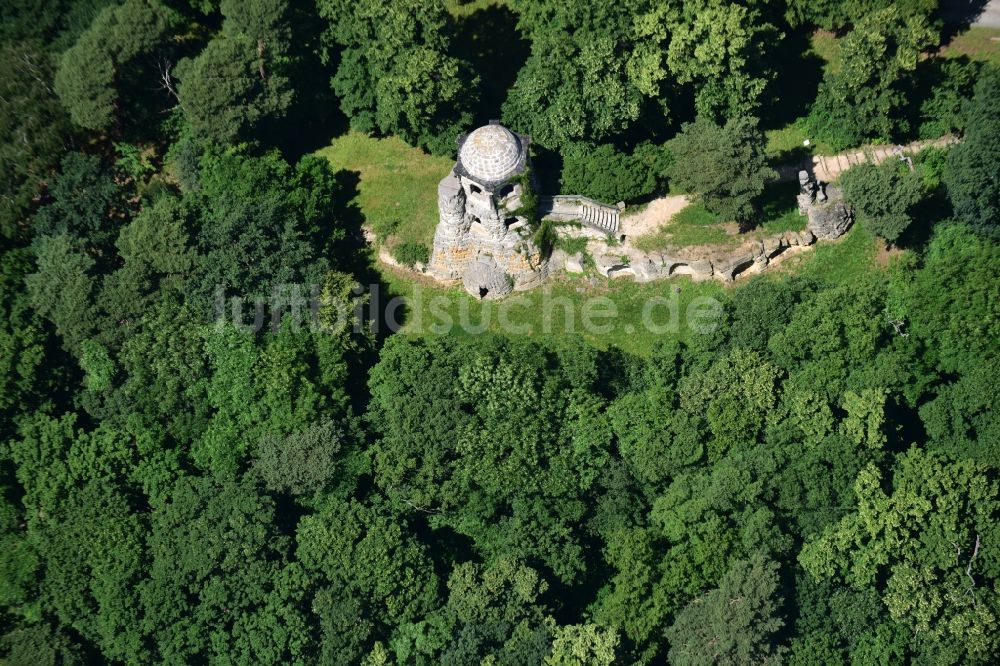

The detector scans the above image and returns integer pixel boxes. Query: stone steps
[539,195,621,235]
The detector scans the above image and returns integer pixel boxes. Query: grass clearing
[633,204,730,251]
[378,264,727,356]
[765,122,837,160]
[314,132,453,251]
[758,182,808,235]
[762,29,844,160]
[778,224,880,284]
[373,223,884,357]
[632,183,807,253]
[941,26,1000,66]
[811,30,843,75]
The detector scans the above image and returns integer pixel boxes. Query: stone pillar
[428,171,471,281]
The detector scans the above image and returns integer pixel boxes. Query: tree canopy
[2,1,999,664]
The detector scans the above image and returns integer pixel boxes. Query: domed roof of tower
[456,122,529,188]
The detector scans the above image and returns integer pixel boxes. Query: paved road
[942,0,1000,28]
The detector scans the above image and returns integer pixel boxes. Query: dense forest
[1,0,999,664]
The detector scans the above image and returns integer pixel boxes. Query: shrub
[371,217,401,242]
[393,241,430,268]
[533,219,556,259]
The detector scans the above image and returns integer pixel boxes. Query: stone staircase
[580,202,620,233]
[539,195,621,235]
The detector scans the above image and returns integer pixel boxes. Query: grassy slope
[376,224,882,356]
[378,266,728,355]
[941,26,1000,66]
[314,132,452,250]
[314,134,886,356]
[633,183,807,252]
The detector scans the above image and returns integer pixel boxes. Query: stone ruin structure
[425,123,856,298]
[798,170,853,240]
[427,121,548,299]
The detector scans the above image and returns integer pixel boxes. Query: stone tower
[427,121,548,299]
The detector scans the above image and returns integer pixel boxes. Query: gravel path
[620,195,690,238]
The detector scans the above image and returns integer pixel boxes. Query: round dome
[458,124,525,185]
[462,259,512,300]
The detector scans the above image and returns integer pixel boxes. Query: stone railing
[539,195,623,234]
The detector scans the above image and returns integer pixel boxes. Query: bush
[371,217,401,242]
[560,142,671,204]
[392,241,430,268]
[533,219,556,259]
[806,85,865,152]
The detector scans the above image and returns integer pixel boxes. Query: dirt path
[619,195,690,237]
[775,135,959,183]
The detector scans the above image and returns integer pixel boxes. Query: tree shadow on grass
[323,169,409,414]
[327,169,409,346]
[451,4,531,124]
[939,0,992,43]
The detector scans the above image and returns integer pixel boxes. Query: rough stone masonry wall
[427,170,548,291]
[554,227,819,284]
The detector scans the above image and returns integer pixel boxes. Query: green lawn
[941,26,1000,66]
[758,182,809,235]
[810,30,843,75]
[314,132,453,252]
[633,183,807,253]
[765,121,837,159]
[780,224,880,284]
[633,204,730,250]
[763,29,844,160]
[376,223,882,357]
[377,262,727,356]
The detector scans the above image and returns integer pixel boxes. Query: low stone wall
[552,228,817,285]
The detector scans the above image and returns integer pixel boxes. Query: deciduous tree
[944,68,1000,237]
[318,0,475,153]
[668,116,776,229]
[54,0,181,133]
[665,554,786,666]
[808,6,936,148]
[667,0,779,121]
